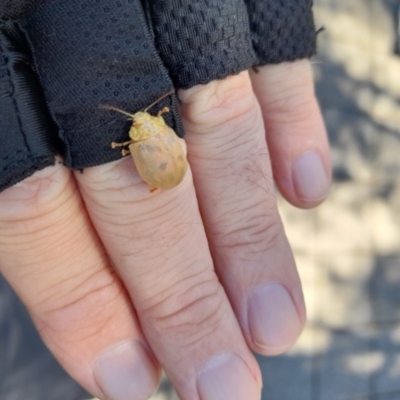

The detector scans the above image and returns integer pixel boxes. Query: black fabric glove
[0,0,316,193]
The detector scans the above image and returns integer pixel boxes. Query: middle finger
[74,154,261,398]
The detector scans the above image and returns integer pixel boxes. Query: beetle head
[132,111,152,127]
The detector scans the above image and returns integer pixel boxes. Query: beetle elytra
[101,92,187,192]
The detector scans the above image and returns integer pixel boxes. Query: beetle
[101,91,187,192]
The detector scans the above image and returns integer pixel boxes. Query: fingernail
[198,353,260,400]
[293,151,329,202]
[248,283,302,351]
[94,340,160,400]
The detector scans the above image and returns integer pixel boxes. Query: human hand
[0,2,330,400]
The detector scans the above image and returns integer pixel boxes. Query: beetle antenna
[100,89,174,117]
[99,104,135,119]
[143,90,175,112]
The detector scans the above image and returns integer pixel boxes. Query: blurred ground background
[2,0,400,399]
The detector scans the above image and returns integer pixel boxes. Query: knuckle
[76,157,181,210]
[78,157,143,193]
[256,59,318,126]
[180,72,257,133]
[0,163,72,223]
[140,269,226,344]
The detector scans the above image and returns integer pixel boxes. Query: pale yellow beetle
[102,92,187,192]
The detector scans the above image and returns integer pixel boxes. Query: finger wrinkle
[136,265,213,304]
[140,271,226,342]
[2,238,109,307]
[34,268,124,327]
[0,207,95,268]
[212,197,277,228]
[260,72,314,100]
[108,242,213,305]
[212,208,283,249]
[34,253,114,311]
[89,195,192,230]
[80,171,195,226]
[88,192,198,250]
[80,172,145,198]
[117,232,210,286]
[189,121,263,163]
[0,199,85,245]
[262,91,320,127]
[25,281,128,361]
[126,258,212,310]
[99,211,196,252]
[216,218,284,257]
[38,313,116,351]
[34,298,133,373]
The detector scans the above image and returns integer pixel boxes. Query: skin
[0,60,330,400]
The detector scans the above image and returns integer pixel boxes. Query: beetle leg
[111,140,134,148]
[157,107,170,117]
[121,148,131,156]
[150,186,158,193]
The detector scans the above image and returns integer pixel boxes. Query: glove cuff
[0,22,60,192]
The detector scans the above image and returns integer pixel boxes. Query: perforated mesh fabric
[23,0,180,170]
[146,0,257,88]
[148,0,315,88]
[245,0,316,63]
[0,0,317,192]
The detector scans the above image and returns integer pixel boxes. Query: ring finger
[179,71,306,356]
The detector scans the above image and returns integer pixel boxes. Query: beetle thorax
[129,112,166,141]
